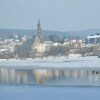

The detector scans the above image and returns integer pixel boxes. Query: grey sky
[0,0,100,31]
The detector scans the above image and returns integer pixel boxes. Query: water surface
[0,68,100,86]
[0,85,100,100]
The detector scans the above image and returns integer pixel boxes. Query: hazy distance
[0,0,100,31]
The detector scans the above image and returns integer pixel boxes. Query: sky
[0,0,100,31]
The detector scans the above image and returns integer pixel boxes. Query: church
[32,20,51,54]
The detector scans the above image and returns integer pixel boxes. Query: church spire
[37,19,41,30]
[37,19,41,28]
[32,20,43,48]
[37,19,42,36]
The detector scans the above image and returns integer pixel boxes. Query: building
[32,20,51,54]
[32,20,43,49]
[85,33,100,44]
[82,33,100,48]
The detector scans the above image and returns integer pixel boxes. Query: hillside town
[0,21,100,59]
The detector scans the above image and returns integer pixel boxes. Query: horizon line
[0,28,100,32]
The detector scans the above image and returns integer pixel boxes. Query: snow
[0,56,100,69]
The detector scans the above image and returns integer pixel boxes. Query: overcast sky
[0,0,100,31]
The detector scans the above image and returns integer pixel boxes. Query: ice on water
[0,56,100,68]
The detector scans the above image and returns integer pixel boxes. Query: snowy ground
[0,56,100,69]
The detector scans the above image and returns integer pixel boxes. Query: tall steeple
[37,19,41,29]
[32,20,43,49]
[37,19,42,38]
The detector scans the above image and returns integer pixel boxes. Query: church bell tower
[32,20,43,49]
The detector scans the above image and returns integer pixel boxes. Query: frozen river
[0,85,100,100]
[0,56,100,68]
[0,56,100,86]
[0,57,100,100]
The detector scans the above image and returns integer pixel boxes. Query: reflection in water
[0,68,100,85]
